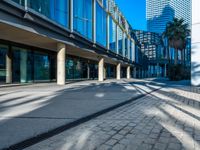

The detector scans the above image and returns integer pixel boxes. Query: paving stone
[137,143,152,150]
[168,143,182,150]
[112,134,124,140]
[154,142,167,150]
[112,143,126,150]
[12,80,199,150]
[105,139,118,146]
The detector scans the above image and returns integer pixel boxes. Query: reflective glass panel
[34,51,50,81]
[12,47,33,83]
[109,16,116,52]
[96,2,107,47]
[74,0,92,40]
[27,0,69,27]
[118,27,123,55]
[0,45,8,83]
[11,0,25,6]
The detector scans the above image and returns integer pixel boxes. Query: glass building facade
[96,1,107,47]
[74,0,92,40]
[10,0,135,60]
[0,0,146,84]
[109,16,116,52]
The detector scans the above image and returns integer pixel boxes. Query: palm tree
[163,18,190,65]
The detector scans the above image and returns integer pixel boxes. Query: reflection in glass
[12,0,25,6]
[66,56,90,80]
[34,52,50,81]
[118,27,123,56]
[106,64,116,78]
[27,0,69,27]
[12,47,33,83]
[109,17,116,52]
[0,45,7,83]
[130,40,132,60]
[74,0,92,40]
[96,2,107,47]
[121,67,126,78]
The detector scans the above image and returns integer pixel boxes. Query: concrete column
[20,50,27,83]
[127,66,130,79]
[98,58,104,81]
[191,0,200,86]
[116,63,121,80]
[6,48,12,84]
[57,43,66,85]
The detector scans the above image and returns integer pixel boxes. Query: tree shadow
[0,79,151,149]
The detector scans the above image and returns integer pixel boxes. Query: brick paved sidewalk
[24,83,200,150]
[0,79,162,149]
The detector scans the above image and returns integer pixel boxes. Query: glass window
[89,63,98,79]
[0,45,8,83]
[106,64,116,78]
[96,2,107,47]
[12,0,25,6]
[66,58,74,79]
[66,56,89,80]
[109,16,116,52]
[34,51,50,82]
[27,0,69,27]
[125,35,128,58]
[74,0,92,40]
[121,67,126,78]
[12,47,34,83]
[118,27,123,55]
[130,40,132,60]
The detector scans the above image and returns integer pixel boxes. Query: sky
[115,0,147,31]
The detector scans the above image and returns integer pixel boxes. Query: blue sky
[115,0,146,31]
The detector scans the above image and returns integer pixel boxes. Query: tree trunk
[174,48,178,65]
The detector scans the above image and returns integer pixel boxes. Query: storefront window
[74,0,92,40]
[89,63,98,79]
[66,56,90,80]
[121,67,126,78]
[12,47,33,83]
[106,64,116,78]
[34,52,50,82]
[96,2,107,47]
[0,45,8,83]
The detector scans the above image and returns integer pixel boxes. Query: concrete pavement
[22,80,200,150]
[0,79,163,149]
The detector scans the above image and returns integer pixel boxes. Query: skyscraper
[146,0,191,33]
